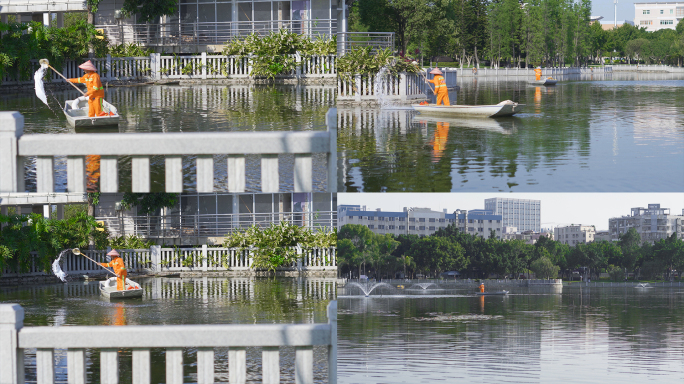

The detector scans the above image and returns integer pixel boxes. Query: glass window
[216,2,232,22]
[254,2,271,22]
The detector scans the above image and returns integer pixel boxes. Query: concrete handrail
[0,301,337,384]
[0,108,338,193]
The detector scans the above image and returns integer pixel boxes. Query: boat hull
[476,291,509,296]
[99,277,144,299]
[64,99,120,127]
[412,103,524,118]
[529,79,557,86]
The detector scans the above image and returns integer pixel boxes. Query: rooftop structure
[609,203,684,243]
[554,225,596,246]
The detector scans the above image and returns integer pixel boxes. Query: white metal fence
[337,72,428,103]
[455,66,613,77]
[0,108,338,194]
[97,211,337,238]
[0,245,336,278]
[96,20,338,46]
[607,64,684,73]
[337,32,395,54]
[0,53,336,85]
[0,301,337,384]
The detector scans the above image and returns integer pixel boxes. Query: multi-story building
[634,2,684,32]
[484,198,541,232]
[609,204,684,243]
[595,231,612,242]
[502,229,554,245]
[554,225,596,246]
[338,205,503,239]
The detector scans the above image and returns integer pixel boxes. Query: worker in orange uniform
[534,66,542,81]
[100,250,127,290]
[68,60,106,117]
[479,282,485,293]
[426,68,450,106]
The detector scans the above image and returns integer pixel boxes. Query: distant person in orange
[430,121,450,160]
[68,60,106,117]
[427,68,450,106]
[100,250,127,290]
[479,282,485,293]
[534,66,542,81]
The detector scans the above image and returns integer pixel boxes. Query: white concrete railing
[337,72,428,103]
[0,54,336,85]
[456,66,613,77]
[0,246,337,277]
[0,301,337,384]
[0,109,338,193]
[606,64,684,73]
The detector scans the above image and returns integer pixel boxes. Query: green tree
[530,256,559,279]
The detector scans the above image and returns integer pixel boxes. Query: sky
[338,193,684,231]
[592,0,640,23]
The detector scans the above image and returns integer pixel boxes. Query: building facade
[609,204,684,244]
[338,205,503,239]
[484,198,541,232]
[554,225,596,246]
[634,2,684,32]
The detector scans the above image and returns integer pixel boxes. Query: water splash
[411,283,439,290]
[347,282,394,296]
[52,249,69,283]
[373,66,392,109]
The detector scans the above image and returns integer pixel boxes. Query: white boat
[99,277,143,299]
[529,78,558,86]
[412,101,524,118]
[63,99,120,128]
[476,290,509,296]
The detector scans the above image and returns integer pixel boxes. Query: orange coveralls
[480,283,485,293]
[534,68,542,81]
[69,72,106,117]
[101,256,127,290]
[428,75,450,106]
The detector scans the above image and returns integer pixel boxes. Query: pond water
[337,283,684,384]
[338,73,684,192]
[1,84,335,192]
[0,277,335,384]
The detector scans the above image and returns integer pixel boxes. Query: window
[478,228,484,232]
[368,225,374,229]
[409,226,416,230]
[410,218,415,222]
[660,9,663,14]
[669,9,673,14]
[419,218,426,222]
[389,217,395,221]
[660,20,673,24]
[468,227,475,231]
[399,217,405,221]
[643,9,650,15]
[429,218,435,223]
[429,226,435,231]
[378,225,385,229]
[419,226,426,230]
[389,225,395,229]
[399,226,405,230]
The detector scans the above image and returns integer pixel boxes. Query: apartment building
[484,198,541,232]
[634,2,684,32]
[338,205,503,239]
[609,204,684,243]
[554,225,596,246]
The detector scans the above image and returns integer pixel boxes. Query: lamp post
[614,0,618,30]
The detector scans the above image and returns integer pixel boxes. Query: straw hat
[429,68,443,75]
[79,60,97,72]
[107,249,120,258]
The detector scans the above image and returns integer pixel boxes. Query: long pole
[78,252,117,276]
[614,0,618,30]
[45,64,87,96]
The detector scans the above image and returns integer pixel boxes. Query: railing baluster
[100,156,118,193]
[262,347,280,384]
[295,346,313,384]
[229,347,247,384]
[164,156,183,192]
[66,156,86,192]
[294,154,312,192]
[196,155,214,193]
[37,348,54,384]
[132,156,150,193]
[165,348,183,384]
[67,348,86,384]
[261,154,279,193]
[197,347,214,384]
[101,349,119,384]
[36,156,54,193]
[227,155,245,192]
